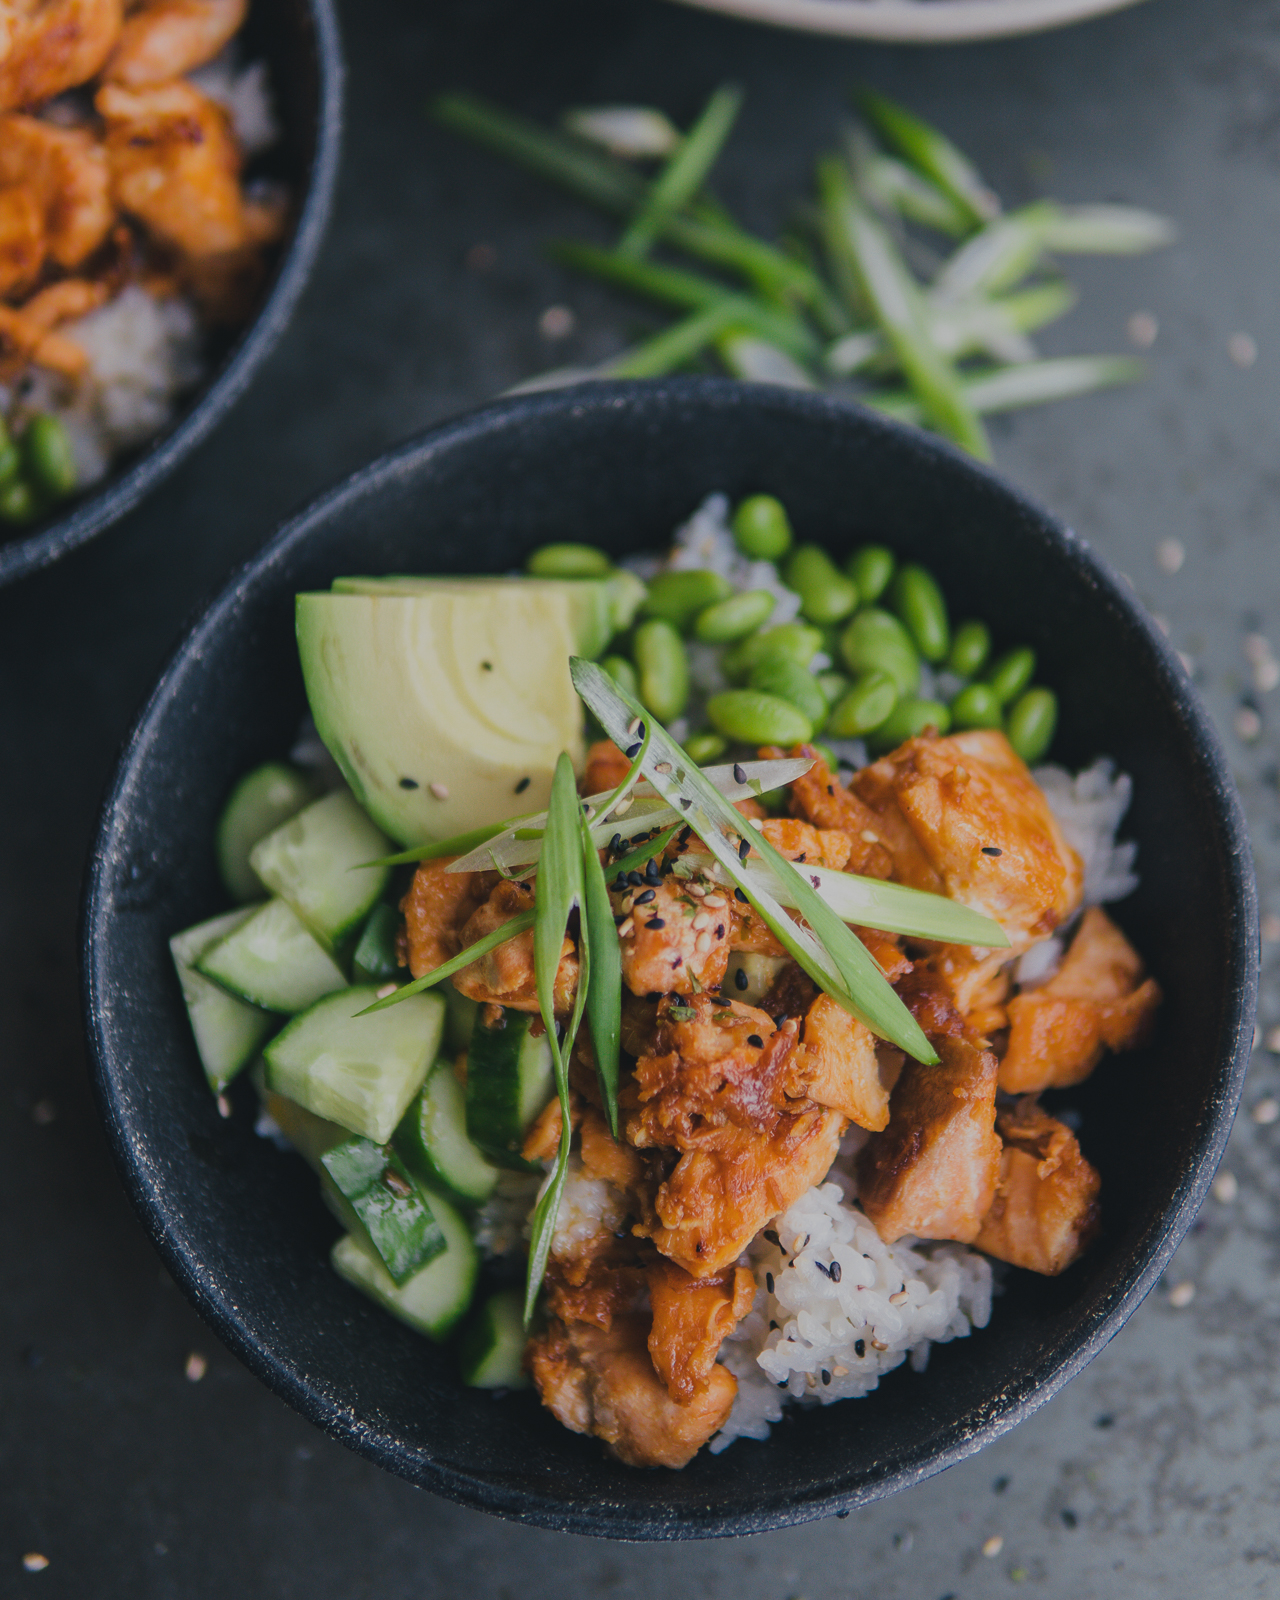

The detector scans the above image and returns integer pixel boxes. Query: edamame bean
[23,413,75,499]
[947,620,991,679]
[526,541,612,578]
[869,697,952,752]
[1005,688,1057,764]
[950,682,1002,729]
[601,654,638,699]
[731,494,793,560]
[0,475,38,524]
[634,618,689,722]
[811,742,838,772]
[826,670,898,737]
[723,621,824,681]
[815,669,849,707]
[706,689,813,746]
[693,588,775,644]
[683,731,729,765]
[784,544,859,626]
[839,608,920,697]
[0,419,19,485]
[641,569,732,632]
[888,563,950,663]
[749,656,827,728]
[985,646,1036,706]
[845,544,895,604]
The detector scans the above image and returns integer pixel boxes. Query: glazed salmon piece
[0,0,123,113]
[453,877,579,1015]
[0,115,112,268]
[975,1098,1101,1274]
[399,855,486,977]
[104,0,246,86]
[781,990,891,1132]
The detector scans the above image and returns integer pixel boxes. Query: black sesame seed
[635,888,656,904]
[627,871,644,886]
[981,845,1003,856]
[769,1320,779,1331]
[399,777,419,790]
[515,776,531,794]
[829,1260,842,1283]
[854,1339,866,1358]
[797,852,806,863]
[1061,1509,1078,1529]
[763,1229,780,1246]
[646,917,666,930]
[747,1034,764,1048]
[815,1260,831,1279]
[739,837,751,861]
[735,968,749,991]
[734,887,749,903]
[680,798,692,810]
[993,1476,1010,1494]
[645,859,662,883]
[625,742,642,758]
[827,784,834,796]
[733,763,747,784]
[822,1369,831,1386]
[609,833,622,853]
[766,1272,775,1293]
[672,956,683,968]
[778,1380,789,1389]
[1095,1413,1115,1429]
[715,923,725,939]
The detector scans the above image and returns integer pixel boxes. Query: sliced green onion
[843,124,973,238]
[357,910,535,1014]
[717,333,817,388]
[932,201,1060,303]
[620,84,744,259]
[854,88,999,233]
[359,819,513,869]
[868,355,1144,423]
[581,815,622,1136]
[1038,203,1176,256]
[562,105,681,160]
[572,657,937,1063]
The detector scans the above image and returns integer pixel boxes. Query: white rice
[474,1171,542,1259]
[190,51,279,158]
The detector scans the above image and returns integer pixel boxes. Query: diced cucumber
[458,1288,530,1389]
[352,901,404,984]
[465,1006,555,1169]
[394,1059,499,1207]
[170,907,275,1091]
[331,1191,478,1341]
[443,984,479,1055]
[320,1136,446,1285]
[256,1081,347,1171]
[263,985,444,1143]
[249,790,390,950]
[216,762,316,903]
[196,897,347,1014]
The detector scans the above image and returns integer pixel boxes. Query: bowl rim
[81,378,1258,1538]
[662,0,1149,41]
[0,0,345,590]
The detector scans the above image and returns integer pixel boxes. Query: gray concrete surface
[4,0,1280,1593]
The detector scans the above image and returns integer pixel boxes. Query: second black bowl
[82,378,1256,1538]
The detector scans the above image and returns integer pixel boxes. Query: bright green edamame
[1005,688,1057,763]
[784,544,859,626]
[0,419,19,485]
[985,646,1036,706]
[722,621,823,681]
[22,413,75,499]
[525,541,612,578]
[641,569,732,632]
[731,494,793,560]
[815,669,849,707]
[633,618,689,721]
[845,544,895,604]
[948,619,991,678]
[950,682,1003,729]
[693,588,775,644]
[0,475,38,524]
[839,608,920,696]
[683,731,729,764]
[706,689,813,746]
[869,697,951,752]
[810,742,838,771]
[827,670,898,737]
[749,656,827,728]
[601,653,638,699]
[888,563,950,663]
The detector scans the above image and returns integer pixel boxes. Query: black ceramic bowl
[83,379,1256,1538]
[0,0,343,588]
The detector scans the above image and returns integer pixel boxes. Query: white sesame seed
[687,883,706,898]
[627,716,642,737]
[870,1337,888,1351]
[888,1290,909,1305]
[618,918,635,938]
[751,818,765,829]
[1264,1027,1280,1053]
[185,1351,208,1382]
[654,761,672,774]
[428,782,449,801]
[1156,538,1185,574]
[982,1536,1004,1558]
[833,1364,848,1377]
[539,304,576,339]
[1253,1096,1280,1124]
[1168,1280,1196,1308]
[375,983,398,1000]
[1255,658,1280,693]
[860,830,880,844]
[1235,707,1262,742]
[703,893,727,908]
[1126,310,1158,348]
[1261,914,1280,943]
[1229,331,1258,368]
[612,797,632,816]
[692,911,712,930]
[22,1554,49,1572]
[1212,1171,1239,1204]
[695,933,712,954]
[216,1094,232,1119]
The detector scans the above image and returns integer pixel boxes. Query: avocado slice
[329,571,644,662]
[296,587,590,847]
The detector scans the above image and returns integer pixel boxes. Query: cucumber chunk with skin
[263,985,444,1143]
[331,1194,478,1341]
[459,1288,530,1389]
[196,897,347,1014]
[465,1006,555,1169]
[170,907,276,1091]
[443,985,478,1055]
[394,1059,499,1207]
[352,901,404,984]
[249,790,390,950]
[320,1136,446,1285]
[216,762,316,903]
[253,1076,347,1171]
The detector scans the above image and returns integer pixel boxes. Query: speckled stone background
[4,0,1280,1593]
